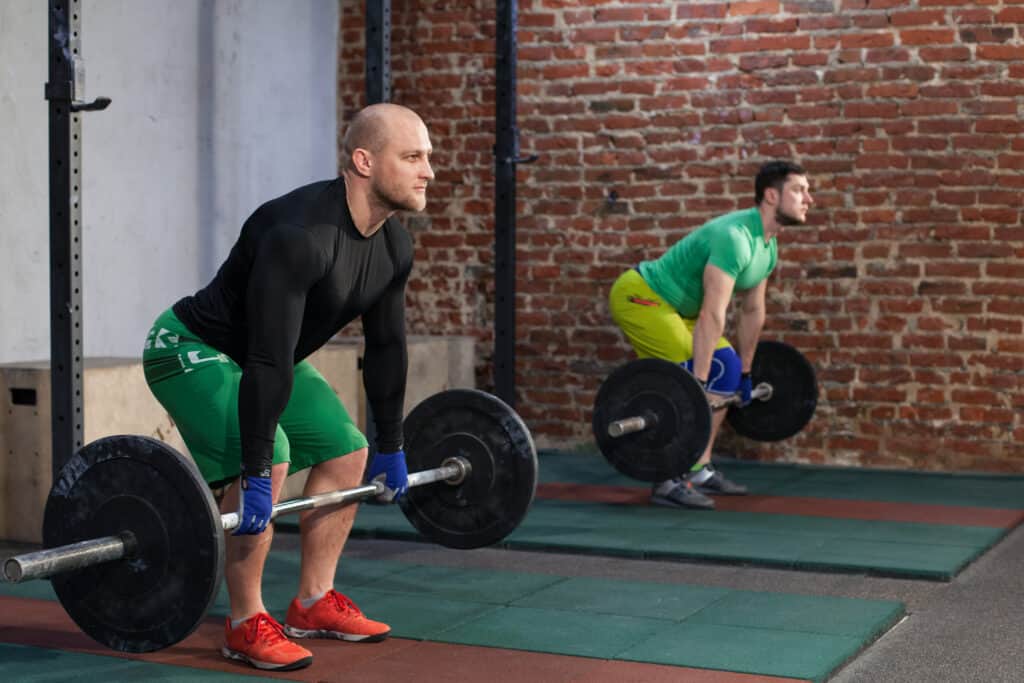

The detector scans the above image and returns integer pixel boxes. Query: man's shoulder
[701,208,758,239]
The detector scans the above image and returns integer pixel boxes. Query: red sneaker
[221,612,313,671]
[284,589,390,642]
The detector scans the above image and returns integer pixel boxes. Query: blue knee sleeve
[683,347,741,395]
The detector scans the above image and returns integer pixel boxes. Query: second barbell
[592,340,818,482]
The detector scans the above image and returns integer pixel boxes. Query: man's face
[772,174,813,226]
[369,117,434,213]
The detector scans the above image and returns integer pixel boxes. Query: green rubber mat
[349,499,1004,579]
[0,554,902,682]
[0,642,278,681]
[540,451,1024,508]
[246,556,903,682]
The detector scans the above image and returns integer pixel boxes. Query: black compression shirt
[173,178,413,477]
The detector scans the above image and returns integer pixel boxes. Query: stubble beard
[775,207,805,227]
[372,179,425,214]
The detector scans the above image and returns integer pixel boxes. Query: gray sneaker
[650,480,715,510]
[690,466,748,495]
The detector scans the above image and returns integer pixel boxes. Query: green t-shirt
[638,207,777,318]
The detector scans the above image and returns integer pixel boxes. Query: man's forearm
[735,307,765,372]
[691,310,727,381]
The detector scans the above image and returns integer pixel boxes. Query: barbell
[592,340,818,482]
[2,388,538,654]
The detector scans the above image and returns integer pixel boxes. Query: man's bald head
[342,103,425,172]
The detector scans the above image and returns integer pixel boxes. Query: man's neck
[343,173,392,237]
[758,204,779,242]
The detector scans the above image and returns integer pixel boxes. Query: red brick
[977,44,1024,60]
[728,0,780,16]
[900,28,956,45]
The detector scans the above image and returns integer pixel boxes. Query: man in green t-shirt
[608,161,813,509]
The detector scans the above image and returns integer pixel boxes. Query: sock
[300,592,326,609]
[688,465,713,484]
[231,615,254,629]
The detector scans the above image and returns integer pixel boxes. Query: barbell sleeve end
[608,413,656,438]
[2,533,133,584]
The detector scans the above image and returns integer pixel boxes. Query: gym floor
[1,451,1022,682]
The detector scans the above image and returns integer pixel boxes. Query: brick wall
[338,0,1024,472]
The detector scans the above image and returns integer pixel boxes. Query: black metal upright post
[46,1,109,477]
[365,0,391,104]
[494,0,535,407]
[363,1,391,451]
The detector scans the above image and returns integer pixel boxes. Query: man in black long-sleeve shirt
[143,103,433,671]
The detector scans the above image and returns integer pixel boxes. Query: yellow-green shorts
[608,268,732,362]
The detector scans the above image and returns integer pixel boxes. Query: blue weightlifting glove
[233,475,273,535]
[366,450,408,503]
[739,372,753,407]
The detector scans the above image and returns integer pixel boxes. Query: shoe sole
[650,495,714,511]
[221,646,313,671]
[283,625,390,643]
[695,487,748,496]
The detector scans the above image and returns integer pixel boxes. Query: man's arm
[734,278,767,373]
[361,276,409,453]
[239,225,325,477]
[691,264,735,383]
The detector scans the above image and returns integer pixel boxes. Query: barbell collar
[3,532,135,584]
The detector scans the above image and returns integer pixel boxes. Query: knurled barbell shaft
[4,457,470,584]
[708,382,773,410]
[607,383,773,438]
[222,457,467,531]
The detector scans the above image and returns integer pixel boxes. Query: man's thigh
[280,360,368,475]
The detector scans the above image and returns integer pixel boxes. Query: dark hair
[755,160,805,205]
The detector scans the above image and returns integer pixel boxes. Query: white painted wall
[0,0,338,361]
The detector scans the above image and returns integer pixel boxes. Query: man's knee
[684,346,741,394]
[312,447,369,478]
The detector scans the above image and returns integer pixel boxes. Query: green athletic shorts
[142,308,367,486]
[609,268,732,362]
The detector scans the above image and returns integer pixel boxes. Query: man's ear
[351,148,373,176]
[763,186,780,206]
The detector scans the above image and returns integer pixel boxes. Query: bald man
[142,104,434,671]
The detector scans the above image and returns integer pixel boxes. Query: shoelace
[326,590,362,616]
[246,613,288,644]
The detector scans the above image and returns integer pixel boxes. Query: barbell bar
[4,457,471,584]
[606,382,773,438]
